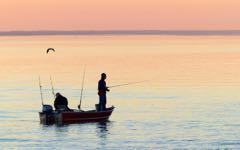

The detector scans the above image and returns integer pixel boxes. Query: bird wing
[46,48,55,53]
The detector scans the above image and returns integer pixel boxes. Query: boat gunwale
[59,106,115,114]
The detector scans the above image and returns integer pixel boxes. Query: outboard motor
[42,105,53,113]
[40,105,54,124]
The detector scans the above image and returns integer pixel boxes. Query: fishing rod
[38,76,44,106]
[78,65,86,110]
[50,76,55,98]
[108,80,147,88]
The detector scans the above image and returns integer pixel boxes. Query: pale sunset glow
[0,0,240,31]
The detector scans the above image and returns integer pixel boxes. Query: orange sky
[0,0,240,31]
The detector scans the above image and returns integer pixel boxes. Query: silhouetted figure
[98,73,110,111]
[54,92,72,111]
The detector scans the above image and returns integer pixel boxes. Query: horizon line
[1,30,240,36]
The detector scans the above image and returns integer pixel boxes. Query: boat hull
[39,106,114,124]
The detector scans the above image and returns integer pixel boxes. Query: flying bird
[46,48,55,54]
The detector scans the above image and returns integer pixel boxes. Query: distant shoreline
[1,30,240,36]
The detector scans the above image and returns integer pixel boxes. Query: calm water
[0,36,240,149]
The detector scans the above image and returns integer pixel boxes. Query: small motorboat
[39,105,115,124]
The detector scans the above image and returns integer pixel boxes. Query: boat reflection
[96,121,113,141]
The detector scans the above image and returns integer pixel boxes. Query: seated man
[54,92,72,111]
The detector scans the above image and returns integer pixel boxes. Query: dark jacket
[98,79,108,95]
[54,95,68,109]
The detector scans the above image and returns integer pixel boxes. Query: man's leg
[103,95,106,111]
[99,96,103,111]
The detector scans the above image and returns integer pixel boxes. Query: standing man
[98,73,110,111]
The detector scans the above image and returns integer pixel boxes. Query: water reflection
[96,121,113,146]
[96,121,111,136]
[40,123,70,136]
[54,124,70,133]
